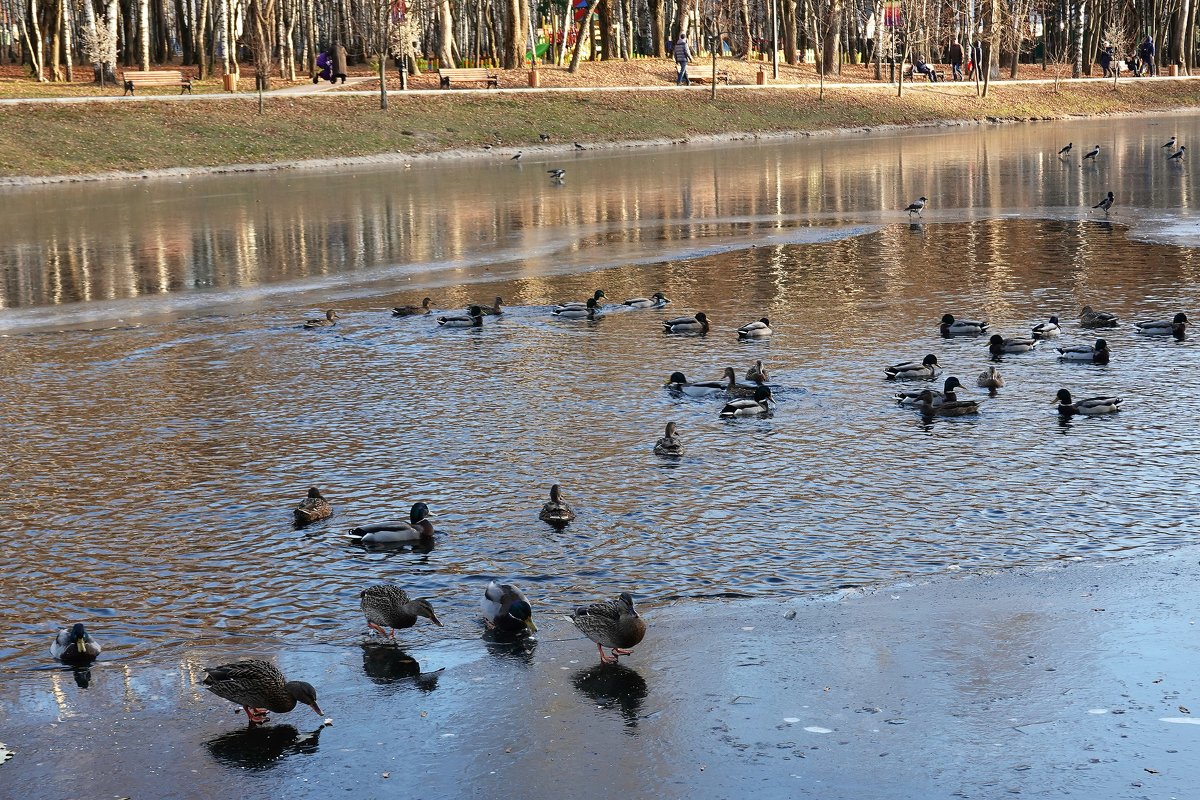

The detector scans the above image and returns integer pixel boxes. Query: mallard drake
[940,314,989,336]
[293,487,332,525]
[914,389,982,417]
[896,376,965,406]
[1057,339,1110,363]
[481,581,537,634]
[202,660,323,725]
[539,484,575,525]
[1032,316,1061,338]
[567,592,647,664]
[719,386,773,417]
[976,366,1005,389]
[303,309,339,329]
[555,290,606,312]
[360,585,443,637]
[1054,388,1122,415]
[347,502,436,544]
[623,292,670,308]
[438,306,484,327]
[663,312,709,334]
[50,623,101,664]
[745,360,769,384]
[392,298,432,316]
[988,334,1039,355]
[737,318,773,338]
[885,354,940,381]
[474,296,504,315]
[1135,312,1188,336]
[664,370,727,397]
[552,298,599,320]
[1080,306,1119,328]
[654,421,683,457]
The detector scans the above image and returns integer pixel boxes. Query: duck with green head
[347,502,436,544]
[50,623,101,664]
[481,581,538,634]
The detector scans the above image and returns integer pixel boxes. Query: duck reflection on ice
[481,629,538,665]
[360,642,442,691]
[205,722,324,769]
[71,667,91,689]
[571,663,648,731]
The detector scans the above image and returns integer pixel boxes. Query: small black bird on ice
[1092,191,1115,215]
[1168,146,1186,162]
[1083,144,1101,161]
[482,144,493,150]
[904,196,927,216]
[1058,142,1073,156]
[1163,136,1177,149]
[548,168,566,181]
[511,152,523,161]
[574,142,586,151]
[539,133,551,142]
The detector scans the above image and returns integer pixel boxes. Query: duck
[895,376,965,406]
[745,360,769,384]
[303,309,339,329]
[1057,339,1111,364]
[653,421,683,457]
[719,386,773,417]
[988,334,1039,356]
[539,484,575,526]
[392,298,432,316]
[201,659,323,725]
[554,290,606,312]
[552,298,599,320]
[1032,316,1061,338]
[481,581,538,634]
[293,487,332,525]
[976,366,1005,389]
[438,306,484,327]
[664,371,727,397]
[718,366,762,397]
[1079,306,1119,328]
[1134,312,1188,336]
[359,585,443,637]
[623,292,670,308]
[737,318,773,338]
[567,592,647,664]
[939,314,989,336]
[885,354,941,381]
[914,389,982,417]
[663,312,710,334]
[474,296,504,316]
[347,502,436,544]
[50,623,101,664]
[1053,388,1122,415]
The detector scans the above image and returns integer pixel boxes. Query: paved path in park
[270,76,375,94]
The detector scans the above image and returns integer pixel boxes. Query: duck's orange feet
[598,644,618,664]
[367,622,387,637]
[242,706,269,724]
[612,648,635,656]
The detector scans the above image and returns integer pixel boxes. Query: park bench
[689,69,731,86]
[438,67,500,89]
[122,69,193,96]
[902,63,945,83]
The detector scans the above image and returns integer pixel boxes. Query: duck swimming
[896,376,965,406]
[50,623,101,664]
[539,484,576,526]
[976,366,1005,389]
[347,502,436,544]
[1032,316,1061,338]
[567,592,647,664]
[737,318,773,338]
[664,371,727,397]
[201,659,322,725]
[663,312,709,334]
[885,354,940,381]
[438,306,484,327]
[745,360,769,384]
[1053,389,1122,415]
[914,389,982,417]
[1134,312,1188,336]
[303,309,339,329]
[988,334,1039,356]
[293,487,332,525]
[654,421,683,457]
[474,297,504,316]
[940,314,989,336]
[552,298,599,320]
[360,585,443,637]
[481,581,538,634]
[1080,306,1119,328]
[555,290,606,312]
[719,386,773,417]
[392,298,432,316]
[623,292,670,308]
[1057,339,1111,364]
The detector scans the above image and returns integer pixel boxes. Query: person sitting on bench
[914,56,939,82]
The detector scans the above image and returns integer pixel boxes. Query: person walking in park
[1139,35,1155,76]
[1099,44,1114,78]
[949,40,964,81]
[674,34,693,85]
[331,43,348,84]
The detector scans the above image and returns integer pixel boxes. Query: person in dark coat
[673,35,692,85]
[1138,36,1155,76]
[314,50,331,84]
[1098,45,1114,78]
[913,55,938,82]
[331,43,348,84]
[949,40,964,81]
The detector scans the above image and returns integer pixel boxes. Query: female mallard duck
[555,290,606,312]
[719,386,773,417]
[1080,306,1119,328]
[303,309,339,329]
[552,298,599,320]
[896,376,965,406]
[50,623,101,664]
[915,389,982,417]
[438,306,484,327]
[481,581,537,634]
[737,318,773,338]
[1054,388,1122,415]
[293,487,332,525]
[623,292,669,308]
[654,421,683,457]
[718,366,761,397]
[663,312,709,334]
[885,354,940,381]
[360,585,443,637]
[201,660,323,724]
[474,296,504,315]
[1057,339,1110,364]
[539,484,575,525]
[977,366,1005,389]
[664,371,727,397]
[745,360,769,384]
[988,334,1039,356]
[939,314,989,336]
[1032,316,1061,338]
[347,502,436,544]
[1135,312,1188,336]
[392,298,432,316]
[568,592,647,664]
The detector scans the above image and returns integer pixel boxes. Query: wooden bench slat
[438,67,500,89]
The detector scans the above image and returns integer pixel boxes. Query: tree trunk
[138,0,150,68]
[781,0,796,64]
[670,0,688,39]
[567,0,597,71]
[1172,0,1190,74]
[503,0,526,67]
[820,0,839,73]
[437,0,455,66]
[650,0,664,55]
[49,0,62,80]
[1072,0,1083,78]
[196,0,210,77]
[736,0,750,57]
[598,0,612,59]
[62,0,73,81]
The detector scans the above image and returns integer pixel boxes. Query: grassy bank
[4,79,1199,179]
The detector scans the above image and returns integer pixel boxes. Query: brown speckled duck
[359,585,442,637]
[293,487,332,524]
[303,309,339,329]
[653,422,683,457]
[392,298,432,316]
[539,484,576,526]
[568,592,647,664]
[201,659,323,725]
